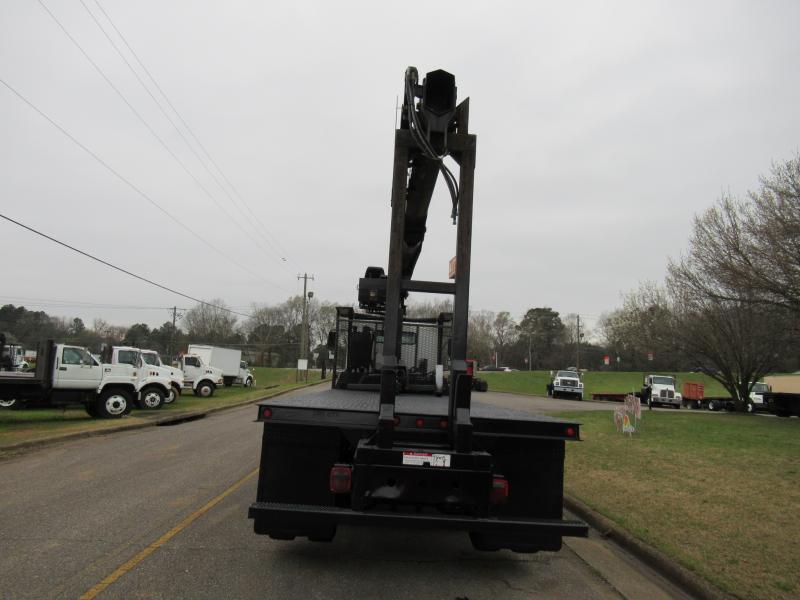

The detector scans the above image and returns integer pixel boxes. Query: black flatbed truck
[248,67,588,552]
[763,392,800,417]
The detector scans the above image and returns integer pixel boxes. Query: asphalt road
[0,386,690,600]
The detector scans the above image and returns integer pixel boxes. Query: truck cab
[238,361,255,387]
[549,370,584,400]
[1,342,28,372]
[177,354,224,397]
[109,346,173,410]
[140,349,184,403]
[644,374,682,409]
[748,381,769,413]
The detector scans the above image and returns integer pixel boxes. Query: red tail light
[261,407,273,419]
[489,476,509,505]
[329,464,352,493]
[439,419,448,429]
[393,416,401,426]
[565,426,576,438]
[415,418,425,428]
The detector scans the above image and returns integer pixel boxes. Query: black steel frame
[379,99,475,451]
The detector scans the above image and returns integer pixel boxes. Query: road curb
[564,495,735,600]
[0,381,327,456]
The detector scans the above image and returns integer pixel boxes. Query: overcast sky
[2,0,799,334]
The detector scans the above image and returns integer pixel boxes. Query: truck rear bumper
[248,501,588,538]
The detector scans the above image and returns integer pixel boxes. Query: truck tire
[165,385,180,404]
[746,402,755,413]
[707,400,716,411]
[140,387,165,410]
[96,388,129,418]
[0,398,19,410]
[195,381,215,398]
[244,377,254,388]
[84,402,99,418]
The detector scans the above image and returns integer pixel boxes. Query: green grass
[552,409,800,599]
[0,367,325,448]
[481,370,730,398]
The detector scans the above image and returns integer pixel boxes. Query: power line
[91,0,297,270]
[36,0,289,274]
[0,295,189,310]
[0,75,286,293]
[0,212,252,319]
[87,0,295,272]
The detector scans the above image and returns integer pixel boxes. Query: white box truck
[187,345,254,387]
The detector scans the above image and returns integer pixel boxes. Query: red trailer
[681,382,704,408]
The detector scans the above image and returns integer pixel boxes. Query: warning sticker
[402,451,451,468]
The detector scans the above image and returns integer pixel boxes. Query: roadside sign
[297,359,308,370]
[647,351,654,361]
[603,355,610,365]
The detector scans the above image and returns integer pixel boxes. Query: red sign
[603,355,610,365]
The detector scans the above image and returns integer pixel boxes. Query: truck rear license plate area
[351,442,493,513]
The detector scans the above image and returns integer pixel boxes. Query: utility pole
[168,306,184,360]
[297,273,315,364]
[576,314,581,371]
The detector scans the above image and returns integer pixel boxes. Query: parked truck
[248,67,587,552]
[140,349,183,403]
[0,340,137,417]
[175,353,224,397]
[762,375,800,417]
[642,374,682,409]
[0,334,29,372]
[187,345,254,387]
[681,381,767,412]
[547,369,584,400]
[107,346,175,410]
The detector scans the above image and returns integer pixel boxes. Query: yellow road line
[80,467,259,600]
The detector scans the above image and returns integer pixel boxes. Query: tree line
[0,296,338,368]
[4,154,798,386]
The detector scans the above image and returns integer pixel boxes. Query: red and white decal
[402,451,451,468]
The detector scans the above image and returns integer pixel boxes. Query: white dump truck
[0,340,137,417]
[187,345,254,387]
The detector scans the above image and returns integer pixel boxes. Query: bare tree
[184,299,238,344]
[667,272,789,405]
[674,154,800,312]
[405,298,453,319]
[467,310,494,367]
[492,311,517,365]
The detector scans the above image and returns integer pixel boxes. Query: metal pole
[297,273,315,363]
[528,333,532,371]
[576,314,581,370]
